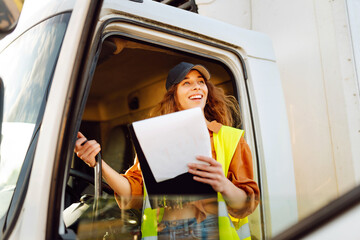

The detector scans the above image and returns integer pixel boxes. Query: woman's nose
[192,83,201,90]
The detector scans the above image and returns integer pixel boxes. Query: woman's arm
[226,136,260,217]
[101,160,132,198]
[187,136,259,216]
[74,132,132,198]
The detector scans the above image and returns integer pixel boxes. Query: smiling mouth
[189,94,203,100]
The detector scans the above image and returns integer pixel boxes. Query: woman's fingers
[192,176,218,186]
[188,156,222,173]
[75,138,89,157]
[81,141,101,159]
[190,169,226,192]
[81,139,88,146]
[188,167,222,179]
[75,137,88,152]
[188,155,227,192]
[77,131,85,138]
[195,155,217,164]
[81,147,100,167]
[74,133,101,167]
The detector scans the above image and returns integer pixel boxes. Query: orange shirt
[116,121,260,221]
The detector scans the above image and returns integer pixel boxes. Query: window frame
[54,14,264,239]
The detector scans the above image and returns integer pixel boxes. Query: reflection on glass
[72,196,142,240]
[66,195,222,240]
[0,13,70,219]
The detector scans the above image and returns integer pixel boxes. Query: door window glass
[0,13,70,220]
[65,34,254,239]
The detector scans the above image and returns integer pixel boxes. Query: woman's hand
[187,155,231,193]
[74,132,133,203]
[74,132,101,168]
[188,155,248,209]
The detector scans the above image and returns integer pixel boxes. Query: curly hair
[149,80,241,128]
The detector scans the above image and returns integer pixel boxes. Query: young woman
[75,62,260,240]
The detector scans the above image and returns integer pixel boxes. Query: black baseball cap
[166,62,211,90]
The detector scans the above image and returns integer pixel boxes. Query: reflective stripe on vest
[214,126,251,240]
[141,185,157,239]
[141,125,251,240]
[142,185,166,239]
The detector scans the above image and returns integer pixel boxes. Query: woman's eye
[183,81,190,85]
[199,80,205,84]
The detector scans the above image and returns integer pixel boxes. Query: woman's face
[175,70,208,111]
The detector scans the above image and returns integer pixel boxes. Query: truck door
[0,1,103,239]
[1,0,294,239]
[54,1,266,239]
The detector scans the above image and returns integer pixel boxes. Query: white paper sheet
[132,107,211,182]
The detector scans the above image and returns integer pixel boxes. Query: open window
[63,33,257,239]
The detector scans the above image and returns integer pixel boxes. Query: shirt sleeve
[114,156,143,209]
[226,136,260,219]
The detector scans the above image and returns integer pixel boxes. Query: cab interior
[65,35,239,238]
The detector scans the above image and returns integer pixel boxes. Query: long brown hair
[150,80,241,127]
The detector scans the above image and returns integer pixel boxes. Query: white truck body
[197,0,360,220]
[1,0,358,239]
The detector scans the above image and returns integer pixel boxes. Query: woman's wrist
[220,180,248,209]
[219,178,235,196]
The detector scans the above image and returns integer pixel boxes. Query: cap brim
[192,65,211,81]
[166,62,211,90]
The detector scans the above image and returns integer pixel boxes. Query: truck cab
[0,0,298,239]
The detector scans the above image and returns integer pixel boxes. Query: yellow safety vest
[141,125,251,240]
